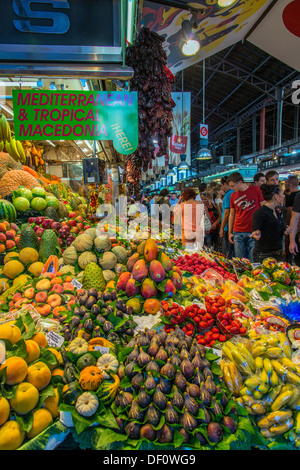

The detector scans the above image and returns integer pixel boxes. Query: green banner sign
[12,90,138,156]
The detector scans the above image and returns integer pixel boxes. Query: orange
[25,339,40,363]
[51,368,64,378]
[0,420,25,450]
[0,396,10,426]
[143,298,161,315]
[1,356,28,385]
[10,382,39,415]
[43,388,60,418]
[31,331,47,348]
[0,323,21,344]
[26,361,51,391]
[26,409,53,440]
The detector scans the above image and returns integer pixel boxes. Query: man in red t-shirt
[228,172,264,262]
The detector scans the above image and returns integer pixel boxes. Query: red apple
[51,222,61,231]
[76,222,84,230]
[66,235,75,246]
[70,227,79,234]
[69,212,77,219]
[28,217,36,224]
[58,238,64,247]
[36,217,44,225]
[75,216,84,223]
[35,227,45,237]
[68,219,76,227]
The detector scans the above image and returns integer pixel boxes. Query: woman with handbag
[201,192,222,250]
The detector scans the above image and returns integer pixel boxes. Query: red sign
[169,134,188,154]
[200,124,208,138]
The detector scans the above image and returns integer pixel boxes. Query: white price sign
[46,331,64,348]
[71,279,83,289]
[94,346,110,354]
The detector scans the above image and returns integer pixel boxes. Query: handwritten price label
[71,279,83,289]
[94,346,110,354]
[46,331,64,348]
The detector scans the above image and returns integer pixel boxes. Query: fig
[165,343,177,356]
[211,397,223,416]
[71,315,81,328]
[126,306,134,315]
[220,393,228,408]
[160,359,176,380]
[90,304,101,316]
[145,328,156,340]
[196,432,208,446]
[155,347,168,363]
[128,399,145,421]
[185,335,193,349]
[137,347,151,367]
[145,372,156,391]
[110,290,117,301]
[205,377,216,396]
[81,330,91,342]
[83,319,94,333]
[93,326,102,338]
[184,392,199,416]
[85,295,97,309]
[82,312,91,321]
[180,358,194,379]
[191,351,204,370]
[115,310,124,318]
[79,306,87,317]
[153,385,167,410]
[102,291,111,302]
[125,421,140,439]
[88,287,98,298]
[193,368,204,387]
[207,422,223,444]
[115,417,125,434]
[127,337,137,348]
[107,332,121,344]
[128,345,139,362]
[137,386,151,408]
[145,404,161,427]
[117,362,125,380]
[222,416,237,434]
[157,423,173,444]
[181,407,198,432]
[169,351,181,367]
[96,314,107,325]
[203,366,214,380]
[179,347,191,362]
[145,358,160,373]
[174,325,186,339]
[79,293,88,306]
[202,358,211,368]
[178,428,189,444]
[171,386,184,410]
[125,359,137,379]
[177,339,189,351]
[137,333,150,347]
[73,306,81,316]
[165,401,179,424]
[200,383,211,407]
[131,372,144,391]
[115,390,134,409]
[103,321,114,334]
[186,383,200,398]
[140,424,156,441]
[147,339,160,357]
[116,299,124,310]
[64,329,72,342]
[174,370,187,392]
[158,376,172,394]
[157,329,167,343]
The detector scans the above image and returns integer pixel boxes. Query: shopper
[169,192,179,207]
[251,184,291,263]
[153,188,171,223]
[266,170,279,185]
[201,192,221,250]
[196,182,207,202]
[253,172,266,187]
[228,172,264,261]
[214,184,224,213]
[284,175,299,264]
[289,191,300,266]
[173,188,203,247]
[219,176,234,259]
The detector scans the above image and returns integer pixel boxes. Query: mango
[137,240,147,255]
[164,279,176,296]
[126,253,140,272]
[116,271,131,291]
[171,272,183,289]
[144,239,159,263]
[132,259,148,283]
[172,266,182,278]
[125,278,140,297]
[158,252,173,272]
[149,260,166,283]
[141,278,157,299]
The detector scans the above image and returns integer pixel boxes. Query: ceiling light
[181,17,200,57]
[46,140,56,147]
[217,0,238,7]
[197,148,212,160]
[0,80,42,88]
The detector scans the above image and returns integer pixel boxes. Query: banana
[10,138,20,161]
[229,361,243,393]
[16,140,26,163]
[277,332,292,359]
[235,342,255,372]
[271,360,288,378]
[0,141,4,152]
[231,349,253,375]
[260,368,269,384]
[0,114,4,140]
[269,419,294,435]
[252,344,267,358]
[245,374,261,390]
[280,357,298,373]
[263,358,273,376]
[222,363,236,394]
[257,410,292,428]
[239,386,252,397]
[253,390,264,400]
[257,382,270,394]
[286,370,300,385]
[262,385,282,406]
[271,390,294,411]
[242,395,256,407]
[264,347,283,359]
[295,411,300,434]
[287,387,300,409]
[270,368,280,387]
[260,334,279,347]
[255,356,264,372]
[260,428,277,438]
[222,344,234,362]
[251,402,266,415]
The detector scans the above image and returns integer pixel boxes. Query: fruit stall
[0,173,300,452]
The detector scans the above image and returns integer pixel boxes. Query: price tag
[87,177,95,183]
[0,340,6,365]
[94,346,110,354]
[46,331,64,348]
[71,279,83,289]
[295,287,300,298]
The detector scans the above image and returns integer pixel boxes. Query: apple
[51,222,61,231]
[58,238,64,247]
[36,217,44,225]
[75,216,84,223]
[76,223,84,230]
[84,225,91,230]
[68,219,76,227]
[61,221,68,227]
[35,227,45,237]
[70,227,79,234]
[28,217,36,224]
[69,212,77,219]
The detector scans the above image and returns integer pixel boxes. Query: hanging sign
[200,124,208,139]
[12,90,138,156]
[169,92,191,164]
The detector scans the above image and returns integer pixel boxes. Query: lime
[13,197,30,211]
[31,197,47,211]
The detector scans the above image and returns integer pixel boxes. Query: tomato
[211,327,219,334]
[186,330,193,336]
[219,335,227,342]
[208,340,216,347]
[212,333,220,340]
[197,338,206,345]
[194,316,200,323]
[211,307,218,315]
[207,319,215,327]
[240,327,247,334]
[222,320,228,327]
[199,321,208,329]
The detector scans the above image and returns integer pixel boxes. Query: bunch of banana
[222,339,255,377]
[0,113,11,142]
[219,358,243,396]
[257,410,294,438]
[5,138,26,163]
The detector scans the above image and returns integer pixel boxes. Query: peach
[36,279,51,291]
[0,222,6,232]
[31,332,47,348]
[5,240,15,250]
[3,221,9,228]
[63,282,75,291]
[8,301,14,308]
[5,230,16,240]
[51,284,64,294]
[26,362,51,391]
[67,299,76,309]
[15,236,20,246]
[24,287,35,300]
[0,233,6,243]
[12,292,23,303]
[50,277,62,285]
[42,272,56,279]
[35,304,51,317]
[10,223,18,232]
[52,306,67,318]
[25,339,40,363]
[47,294,62,308]
[0,244,5,254]
[14,298,30,309]
[35,291,48,304]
